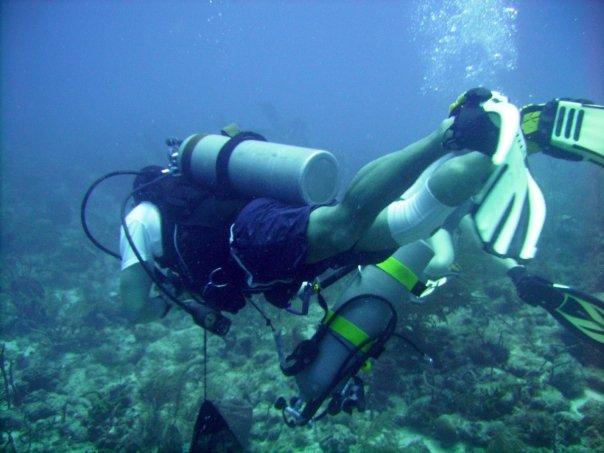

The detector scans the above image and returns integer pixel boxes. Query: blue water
[3,0,602,186]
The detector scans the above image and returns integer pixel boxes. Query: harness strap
[215,132,266,197]
[376,256,427,297]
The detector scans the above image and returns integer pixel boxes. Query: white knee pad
[387,183,455,246]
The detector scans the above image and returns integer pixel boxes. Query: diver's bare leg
[306,120,451,263]
[352,151,494,253]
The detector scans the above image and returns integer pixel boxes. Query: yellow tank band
[324,310,372,352]
[360,361,373,373]
[377,256,422,294]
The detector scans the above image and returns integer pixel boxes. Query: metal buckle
[407,276,449,304]
[287,281,315,315]
[207,267,229,288]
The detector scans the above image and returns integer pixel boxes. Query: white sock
[387,182,455,246]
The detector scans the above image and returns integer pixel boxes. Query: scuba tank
[177,133,340,205]
[276,241,435,426]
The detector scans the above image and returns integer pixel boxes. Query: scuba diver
[81,89,602,433]
[276,91,604,426]
[81,92,502,448]
[115,116,491,326]
[84,102,498,328]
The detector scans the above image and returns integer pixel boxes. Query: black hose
[81,170,141,259]
[83,168,222,329]
[119,173,191,312]
[319,265,357,289]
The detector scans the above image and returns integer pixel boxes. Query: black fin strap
[215,132,266,197]
[160,303,173,318]
[317,292,329,322]
[281,338,320,376]
[280,292,330,377]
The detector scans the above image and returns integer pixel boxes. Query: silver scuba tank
[294,241,435,410]
[177,133,340,205]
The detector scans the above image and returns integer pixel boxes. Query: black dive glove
[444,87,500,156]
[508,266,564,310]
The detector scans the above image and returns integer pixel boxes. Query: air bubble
[412,0,518,96]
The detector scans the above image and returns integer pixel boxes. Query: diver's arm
[119,262,168,323]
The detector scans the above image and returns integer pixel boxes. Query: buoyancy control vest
[132,166,250,311]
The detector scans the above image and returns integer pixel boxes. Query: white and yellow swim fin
[521,98,604,167]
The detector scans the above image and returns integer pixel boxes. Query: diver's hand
[508,266,564,309]
[443,87,500,156]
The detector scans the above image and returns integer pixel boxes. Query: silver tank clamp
[274,376,366,427]
[326,376,366,416]
[165,138,183,173]
[274,397,307,428]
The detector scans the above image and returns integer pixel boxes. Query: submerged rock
[513,410,556,448]
[433,414,459,447]
[585,368,604,393]
[401,396,433,429]
[549,362,586,399]
[580,399,604,434]
[0,409,25,431]
[318,424,357,452]
[159,424,183,453]
[529,387,569,413]
[24,401,55,422]
[466,338,509,367]
[487,428,526,452]
[400,438,431,453]
[458,420,506,447]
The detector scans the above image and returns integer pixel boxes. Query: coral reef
[0,171,602,452]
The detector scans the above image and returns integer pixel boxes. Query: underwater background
[1,0,602,451]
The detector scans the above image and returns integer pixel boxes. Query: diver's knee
[323,211,363,252]
[307,206,364,261]
[387,189,454,246]
[429,152,493,206]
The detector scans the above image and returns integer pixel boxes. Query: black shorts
[230,198,326,287]
[230,198,391,290]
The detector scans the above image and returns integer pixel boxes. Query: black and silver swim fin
[509,266,603,351]
[549,284,604,349]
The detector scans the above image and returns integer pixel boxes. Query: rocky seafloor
[0,178,602,452]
